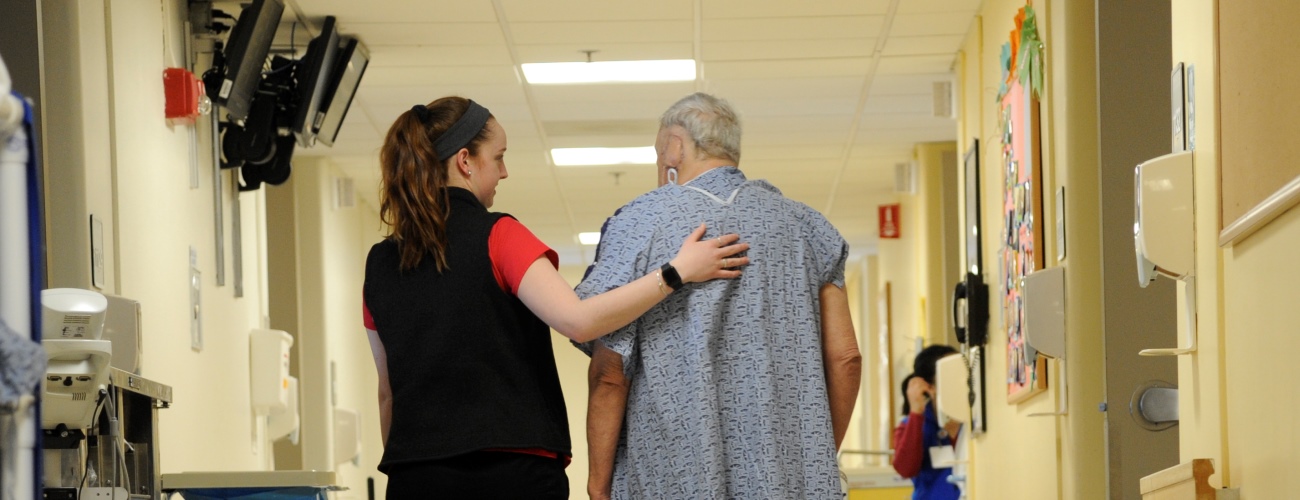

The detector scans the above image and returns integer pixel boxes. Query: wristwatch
[659,262,683,291]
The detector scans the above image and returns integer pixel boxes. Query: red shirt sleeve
[362,298,376,330]
[891,412,926,479]
[489,217,558,295]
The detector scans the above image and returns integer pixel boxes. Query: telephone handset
[952,272,989,346]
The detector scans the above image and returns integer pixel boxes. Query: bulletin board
[999,80,1048,404]
[1218,0,1300,244]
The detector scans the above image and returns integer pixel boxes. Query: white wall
[288,157,386,496]
[40,0,281,473]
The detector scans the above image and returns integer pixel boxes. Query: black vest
[363,188,570,472]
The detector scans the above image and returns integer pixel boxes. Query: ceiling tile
[855,126,957,145]
[889,12,977,37]
[508,21,692,44]
[704,0,890,19]
[499,0,691,22]
[869,73,954,95]
[534,98,683,122]
[366,45,514,67]
[341,22,505,46]
[704,17,885,41]
[858,115,958,134]
[708,77,864,102]
[361,65,521,87]
[742,145,842,162]
[708,58,871,80]
[514,42,693,64]
[356,83,527,106]
[875,54,957,75]
[289,0,498,23]
[882,35,967,57]
[895,0,983,15]
[529,81,697,104]
[703,39,875,62]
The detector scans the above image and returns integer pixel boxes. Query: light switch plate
[1185,64,1196,151]
[1055,187,1066,261]
[1171,63,1187,152]
[190,246,203,351]
[91,214,105,289]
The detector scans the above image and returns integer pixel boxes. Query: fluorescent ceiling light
[522,59,696,84]
[552,147,656,167]
[578,232,601,245]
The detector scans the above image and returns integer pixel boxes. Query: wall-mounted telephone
[953,272,989,346]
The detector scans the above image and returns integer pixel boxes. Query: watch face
[661,263,683,289]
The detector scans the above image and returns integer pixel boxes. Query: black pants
[386,451,569,499]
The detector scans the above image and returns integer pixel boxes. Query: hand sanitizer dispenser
[1134,151,1195,285]
[1133,150,1198,356]
[249,329,292,416]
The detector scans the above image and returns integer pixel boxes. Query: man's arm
[365,328,392,445]
[587,341,629,500]
[819,283,861,450]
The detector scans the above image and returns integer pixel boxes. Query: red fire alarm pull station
[879,204,901,239]
[163,68,208,125]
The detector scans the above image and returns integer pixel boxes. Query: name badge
[929,445,956,469]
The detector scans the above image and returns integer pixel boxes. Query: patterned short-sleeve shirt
[576,166,849,499]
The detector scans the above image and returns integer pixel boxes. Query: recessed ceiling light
[578,232,601,245]
[551,147,656,167]
[521,59,696,84]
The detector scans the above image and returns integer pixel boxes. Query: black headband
[411,100,492,162]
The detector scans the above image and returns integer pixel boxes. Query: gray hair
[660,92,742,163]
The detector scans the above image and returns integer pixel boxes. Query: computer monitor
[314,36,369,147]
[213,0,283,123]
[291,16,338,147]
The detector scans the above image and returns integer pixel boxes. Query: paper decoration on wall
[997,3,1046,102]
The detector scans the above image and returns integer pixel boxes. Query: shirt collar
[681,166,745,199]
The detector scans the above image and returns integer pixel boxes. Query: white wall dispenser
[249,329,293,416]
[1133,151,1197,356]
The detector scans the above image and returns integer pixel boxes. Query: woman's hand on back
[671,224,750,284]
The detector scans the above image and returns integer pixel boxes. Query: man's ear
[668,133,687,166]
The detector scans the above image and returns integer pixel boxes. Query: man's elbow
[835,346,863,379]
[588,348,629,392]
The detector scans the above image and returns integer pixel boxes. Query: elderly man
[576,92,862,499]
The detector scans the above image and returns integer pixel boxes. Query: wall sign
[879,204,901,239]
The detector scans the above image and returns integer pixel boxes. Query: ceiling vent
[895,162,918,195]
[334,176,355,209]
[933,81,955,119]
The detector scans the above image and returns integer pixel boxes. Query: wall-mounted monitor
[212,0,283,123]
[291,16,338,148]
[314,36,369,147]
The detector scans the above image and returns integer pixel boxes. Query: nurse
[362,96,749,498]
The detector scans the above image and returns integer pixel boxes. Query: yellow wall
[915,142,959,347]
[952,0,1106,498]
[1222,207,1300,495]
[1177,0,1300,495]
[1169,0,1228,482]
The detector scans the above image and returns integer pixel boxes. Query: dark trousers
[386,451,569,499]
